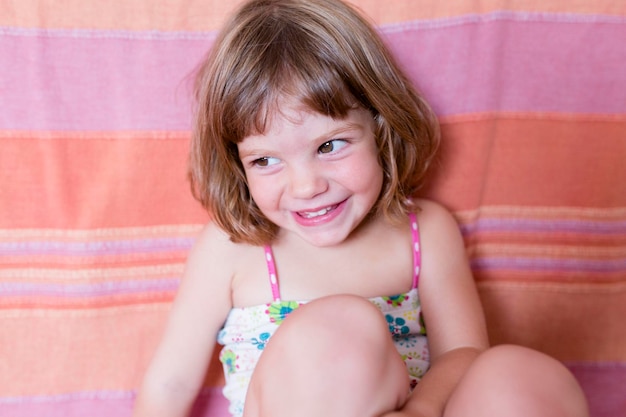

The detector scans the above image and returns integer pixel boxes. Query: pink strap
[263,245,281,301]
[409,212,421,289]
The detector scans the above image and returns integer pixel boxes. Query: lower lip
[292,200,346,227]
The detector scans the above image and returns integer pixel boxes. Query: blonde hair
[189,0,440,245]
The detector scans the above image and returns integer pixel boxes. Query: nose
[288,162,328,199]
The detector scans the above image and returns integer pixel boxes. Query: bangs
[246,69,361,140]
[221,17,365,143]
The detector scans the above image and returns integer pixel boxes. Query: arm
[388,200,489,417]
[133,223,234,417]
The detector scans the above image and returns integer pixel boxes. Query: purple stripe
[0,237,194,256]
[0,33,210,130]
[382,10,626,32]
[0,390,134,405]
[461,219,626,235]
[384,17,626,117]
[471,257,626,273]
[566,362,626,417]
[1,14,624,131]
[0,278,180,297]
[0,26,217,41]
[0,367,621,417]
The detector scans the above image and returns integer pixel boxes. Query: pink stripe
[0,33,210,131]
[1,278,180,298]
[0,387,230,417]
[566,362,626,417]
[384,17,626,116]
[0,237,194,256]
[1,14,624,130]
[0,367,619,417]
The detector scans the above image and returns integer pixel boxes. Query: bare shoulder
[411,198,469,280]
[412,198,462,239]
[189,220,243,270]
[174,221,243,323]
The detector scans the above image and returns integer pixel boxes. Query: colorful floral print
[266,301,300,324]
[220,349,238,375]
[251,332,271,350]
[382,293,408,307]
[386,315,410,336]
[219,293,429,417]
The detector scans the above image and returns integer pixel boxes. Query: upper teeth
[301,207,332,219]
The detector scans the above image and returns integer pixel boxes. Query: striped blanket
[1,1,624,416]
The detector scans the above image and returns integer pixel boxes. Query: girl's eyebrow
[237,138,277,159]
[237,144,266,159]
[238,120,367,158]
[316,121,366,141]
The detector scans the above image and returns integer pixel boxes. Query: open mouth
[297,204,339,219]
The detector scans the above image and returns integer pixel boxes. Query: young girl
[133,0,589,416]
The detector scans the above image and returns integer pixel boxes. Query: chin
[303,237,345,248]
[296,226,355,247]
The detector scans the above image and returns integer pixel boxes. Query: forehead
[238,104,375,151]
[233,69,362,143]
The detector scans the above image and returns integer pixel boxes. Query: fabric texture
[0,1,624,416]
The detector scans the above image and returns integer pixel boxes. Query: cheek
[246,176,278,210]
[348,158,384,194]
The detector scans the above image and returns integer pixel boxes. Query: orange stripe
[473,243,626,261]
[3,118,623,228]
[479,281,626,362]
[1,0,624,31]
[423,117,626,210]
[466,231,625,247]
[0,264,185,283]
[1,282,622,396]
[0,304,225,395]
[0,135,208,229]
[0,304,168,395]
[356,0,626,25]
[455,205,626,222]
[0,224,202,242]
[0,252,191,270]
[439,112,626,124]
[476,268,625,284]
[0,293,174,310]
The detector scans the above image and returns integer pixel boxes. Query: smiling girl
[133,1,589,416]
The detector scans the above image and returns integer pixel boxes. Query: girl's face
[237,104,383,247]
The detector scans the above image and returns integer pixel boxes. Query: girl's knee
[275,295,402,379]
[479,345,583,393]
[446,345,588,417]
[280,294,391,348]
[247,294,408,416]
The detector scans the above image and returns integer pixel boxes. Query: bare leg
[243,294,409,417]
[444,345,589,417]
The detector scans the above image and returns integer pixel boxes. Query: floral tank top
[217,213,430,417]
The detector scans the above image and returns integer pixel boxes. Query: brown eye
[318,139,347,154]
[252,156,280,167]
[319,141,334,154]
[254,157,269,167]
